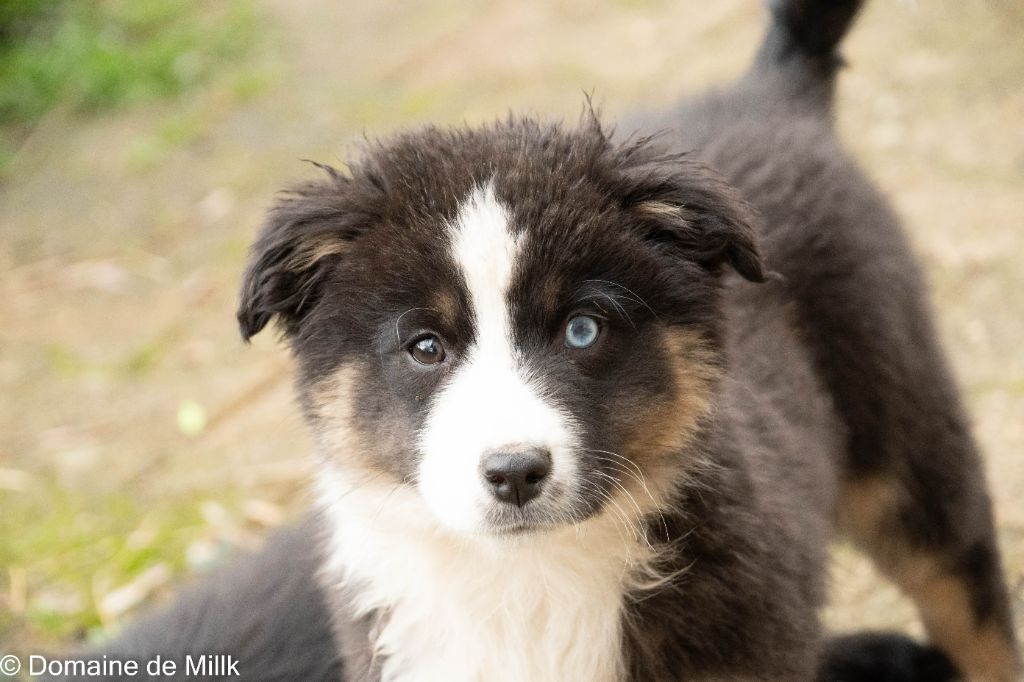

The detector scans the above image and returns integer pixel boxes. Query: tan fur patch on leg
[839,477,1021,681]
[837,476,902,553]
[900,565,1021,682]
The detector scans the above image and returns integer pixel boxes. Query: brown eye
[410,335,446,365]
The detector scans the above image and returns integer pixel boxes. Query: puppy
[56,0,1021,680]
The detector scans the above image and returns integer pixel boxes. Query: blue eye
[565,315,600,349]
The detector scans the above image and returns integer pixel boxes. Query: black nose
[481,449,552,507]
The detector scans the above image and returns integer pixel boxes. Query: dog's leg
[839,467,1019,681]
[772,177,1021,679]
[794,237,1021,679]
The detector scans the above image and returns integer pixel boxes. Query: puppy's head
[238,117,762,537]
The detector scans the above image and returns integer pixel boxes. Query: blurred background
[1,0,1022,656]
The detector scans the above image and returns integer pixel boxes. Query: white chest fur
[317,468,650,682]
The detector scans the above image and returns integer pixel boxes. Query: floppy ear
[237,166,374,341]
[617,152,766,283]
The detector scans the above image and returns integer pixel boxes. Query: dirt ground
[2,0,1022,653]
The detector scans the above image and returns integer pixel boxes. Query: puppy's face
[239,119,762,536]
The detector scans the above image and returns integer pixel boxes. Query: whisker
[585,449,672,543]
[586,452,648,491]
[331,469,387,503]
[578,479,638,549]
[393,307,437,344]
[594,292,635,330]
[368,482,404,529]
[583,279,659,319]
[593,471,655,551]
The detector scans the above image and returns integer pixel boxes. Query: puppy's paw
[818,631,960,682]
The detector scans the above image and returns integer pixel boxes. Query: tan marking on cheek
[656,328,719,442]
[617,329,720,507]
[839,477,1021,681]
[306,364,373,470]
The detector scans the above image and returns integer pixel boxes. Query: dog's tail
[747,0,867,108]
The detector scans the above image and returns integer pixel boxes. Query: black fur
[817,632,959,682]
[749,0,865,105]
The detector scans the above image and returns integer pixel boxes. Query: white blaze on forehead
[451,183,522,350]
[417,183,578,533]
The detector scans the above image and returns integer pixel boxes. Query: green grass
[0,0,260,169]
[0,483,236,649]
